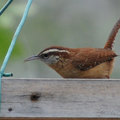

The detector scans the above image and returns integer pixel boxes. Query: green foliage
[0,25,23,62]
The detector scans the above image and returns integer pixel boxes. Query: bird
[25,18,120,79]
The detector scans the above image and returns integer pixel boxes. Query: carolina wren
[25,18,120,78]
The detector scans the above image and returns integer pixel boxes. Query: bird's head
[25,46,70,65]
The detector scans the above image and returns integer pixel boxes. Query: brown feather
[104,18,120,49]
[72,48,117,71]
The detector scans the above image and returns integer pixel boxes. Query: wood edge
[0,117,119,120]
[2,78,120,81]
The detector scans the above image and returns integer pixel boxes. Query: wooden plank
[0,118,119,120]
[1,78,120,118]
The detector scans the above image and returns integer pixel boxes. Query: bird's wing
[72,48,117,71]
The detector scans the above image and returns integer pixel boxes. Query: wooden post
[1,78,120,119]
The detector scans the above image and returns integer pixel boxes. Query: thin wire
[0,0,13,16]
[0,0,33,110]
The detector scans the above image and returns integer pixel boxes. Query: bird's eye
[43,54,48,58]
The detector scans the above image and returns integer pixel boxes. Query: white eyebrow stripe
[42,49,70,54]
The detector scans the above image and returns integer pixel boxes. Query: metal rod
[0,0,33,110]
[0,0,13,16]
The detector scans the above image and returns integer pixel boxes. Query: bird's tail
[104,18,120,50]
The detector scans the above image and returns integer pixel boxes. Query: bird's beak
[24,55,40,62]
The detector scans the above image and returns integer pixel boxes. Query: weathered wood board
[1,78,120,118]
[0,118,119,120]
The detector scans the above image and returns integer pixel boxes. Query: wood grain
[0,118,120,120]
[1,78,120,118]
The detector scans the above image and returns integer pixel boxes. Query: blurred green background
[0,0,120,78]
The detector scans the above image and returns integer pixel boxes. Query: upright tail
[104,18,120,50]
